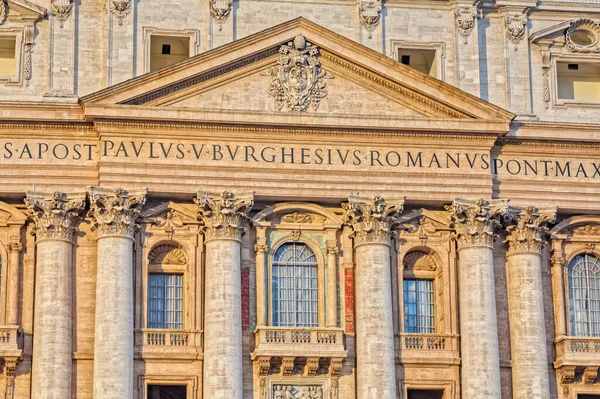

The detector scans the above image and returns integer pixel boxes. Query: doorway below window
[407,389,444,399]
[147,385,186,399]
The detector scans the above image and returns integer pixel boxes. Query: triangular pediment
[3,0,46,21]
[81,18,514,125]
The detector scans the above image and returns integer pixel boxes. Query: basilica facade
[0,0,599,398]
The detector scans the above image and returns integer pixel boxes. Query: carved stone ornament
[584,366,599,384]
[155,209,184,235]
[558,365,576,385]
[89,187,147,238]
[25,190,86,242]
[108,0,131,26]
[50,0,73,28]
[342,194,404,246]
[0,0,7,24]
[263,35,330,112]
[148,244,187,265]
[358,0,382,39]
[445,198,508,249]
[194,191,254,241]
[455,6,479,44]
[8,242,22,253]
[280,212,313,224]
[403,251,437,271]
[209,0,232,30]
[3,357,17,398]
[504,206,556,255]
[273,385,323,399]
[566,19,600,53]
[505,12,527,49]
[572,224,600,236]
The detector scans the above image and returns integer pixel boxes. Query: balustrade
[555,337,600,368]
[134,329,203,360]
[253,327,347,359]
[396,333,460,365]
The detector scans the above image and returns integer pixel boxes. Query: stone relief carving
[89,187,147,238]
[209,0,233,30]
[108,0,131,26]
[25,190,86,242]
[572,224,600,236]
[155,209,184,235]
[358,0,382,39]
[280,212,313,224]
[0,0,7,24]
[343,194,404,245]
[505,12,527,49]
[403,251,437,271]
[273,385,323,399]
[3,358,17,398]
[194,191,254,241]
[455,6,479,44]
[445,198,508,249]
[263,35,330,112]
[566,19,600,53]
[504,206,556,255]
[540,50,551,108]
[583,366,599,384]
[50,0,73,28]
[148,244,187,265]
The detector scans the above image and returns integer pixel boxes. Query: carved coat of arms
[264,35,330,112]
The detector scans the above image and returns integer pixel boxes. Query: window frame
[142,27,200,74]
[403,278,436,334]
[147,273,184,330]
[551,54,600,107]
[565,251,600,337]
[389,40,446,81]
[0,29,23,85]
[138,374,197,399]
[267,237,326,328]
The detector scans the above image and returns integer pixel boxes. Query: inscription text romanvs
[2,139,600,179]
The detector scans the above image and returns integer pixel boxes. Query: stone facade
[0,0,599,398]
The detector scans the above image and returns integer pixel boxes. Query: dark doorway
[407,389,445,399]
[147,385,187,399]
[579,395,600,399]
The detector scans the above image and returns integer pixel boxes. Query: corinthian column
[89,187,146,399]
[342,194,403,399]
[26,190,86,399]
[195,191,254,399]
[446,198,507,399]
[505,206,556,399]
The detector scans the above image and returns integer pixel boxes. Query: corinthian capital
[504,205,556,255]
[445,198,508,249]
[89,187,147,238]
[342,194,404,246]
[194,191,254,241]
[25,190,86,242]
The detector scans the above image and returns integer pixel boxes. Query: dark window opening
[569,63,579,70]
[162,44,171,55]
[407,389,444,399]
[579,395,600,399]
[147,385,186,399]
[401,55,411,65]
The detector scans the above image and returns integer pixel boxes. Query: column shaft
[507,252,550,399]
[203,239,243,398]
[355,243,396,399]
[31,239,73,398]
[93,235,134,398]
[327,246,338,328]
[458,246,502,398]
[7,243,21,325]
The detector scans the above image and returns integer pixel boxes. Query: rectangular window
[147,384,187,399]
[397,49,437,77]
[557,62,600,102]
[150,36,190,72]
[0,37,16,77]
[403,279,435,333]
[407,389,444,399]
[148,274,183,329]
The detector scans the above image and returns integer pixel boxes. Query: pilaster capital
[89,187,147,239]
[445,198,508,249]
[342,194,404,246]
[551,251,565,267]
[25,190,86,242]
[8,242,22,253]
[254,244,268,254]
[504,205,556,255]
[327,245,339,255]
[194,191,254,242]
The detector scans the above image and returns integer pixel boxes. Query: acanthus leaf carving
[455,6,479,44]
[358,0,382,39]
[343,194,404,246]
[263,35,331,112]
[50,0,73,28]
[504,205,556,255]
[108,0,131,26]
[89,187,147,238]
[209,0,233,30]
[445,198,508,249]
[25,190,86,242]
[505,12,527,50]
[194,191,254,241]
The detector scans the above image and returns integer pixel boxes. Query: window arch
[272,242,318,327]
[568,253,600,337]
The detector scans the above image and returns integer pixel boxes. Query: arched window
[568,254,600,337]
[272,242,318,327]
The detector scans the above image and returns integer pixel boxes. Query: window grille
[403,279,435,333]
[272,242,318,327]
[148,273,183,329]
[568,254,600,337]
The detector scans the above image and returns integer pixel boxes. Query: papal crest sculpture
[264,35,330,112]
